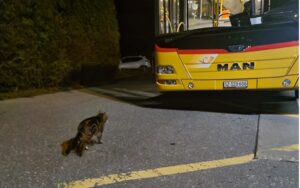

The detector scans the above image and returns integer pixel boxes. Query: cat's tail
[61,135,79,156]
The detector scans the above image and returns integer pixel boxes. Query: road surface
[0,72,298,188]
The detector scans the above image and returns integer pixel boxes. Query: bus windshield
[156,0,298,36]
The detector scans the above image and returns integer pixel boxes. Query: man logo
[217,62,255,71]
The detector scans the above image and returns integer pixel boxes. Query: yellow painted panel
[257,75,298,89]
[186,59,295,73]
[156,80,185,91]
[156,46,299,91]
[179,46,299,64]
[156,74,181,80]
[288,57,299,75]
[190,68,288,80]
[155,52,190,79]
[181,80,216,90]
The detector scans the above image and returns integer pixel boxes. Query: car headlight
[157,66,175,74]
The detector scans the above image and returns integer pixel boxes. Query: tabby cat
[61,112,108,156]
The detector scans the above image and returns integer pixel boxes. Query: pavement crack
[253,114,261,159]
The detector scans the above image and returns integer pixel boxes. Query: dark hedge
[0,0,120,92]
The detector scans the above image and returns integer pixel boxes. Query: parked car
[119,56,151,70]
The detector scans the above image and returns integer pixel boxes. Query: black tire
[295,89,299,99]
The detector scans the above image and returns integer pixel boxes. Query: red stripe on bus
[177,49,228,54]
[156,41,298,54]
[155,45,177,52]
[244,41,299,52]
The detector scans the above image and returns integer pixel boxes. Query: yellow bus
[155,1,298,96]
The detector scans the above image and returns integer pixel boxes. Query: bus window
[187,0,232,29]
[156,0,296,35]
[158,0,187,35]
[157,0,233,35]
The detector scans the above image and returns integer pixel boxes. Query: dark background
[114,0,155,59]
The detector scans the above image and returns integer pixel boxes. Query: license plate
[223,80,248,89]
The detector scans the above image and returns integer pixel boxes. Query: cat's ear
[98,111,107,116]
[98,112,108,122]
[97,112,106,120]
[98,111,104,115]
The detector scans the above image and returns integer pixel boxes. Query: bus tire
[295,89,299,99]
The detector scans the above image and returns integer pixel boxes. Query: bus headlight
[157,66,175,74]
[158,80,177,85]
[165,80,177,85]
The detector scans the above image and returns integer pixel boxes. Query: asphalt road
[0,72,298,188]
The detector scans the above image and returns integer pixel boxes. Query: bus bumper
[156,75,299,91]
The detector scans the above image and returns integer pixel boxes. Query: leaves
[0,0,120,91]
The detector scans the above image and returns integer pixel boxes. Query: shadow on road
[142,91,297,114]
[79,71,299,115]
[84,88,298,115]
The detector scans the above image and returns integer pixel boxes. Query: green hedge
[0,0,120,92]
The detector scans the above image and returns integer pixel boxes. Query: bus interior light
[157,66,175,74]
